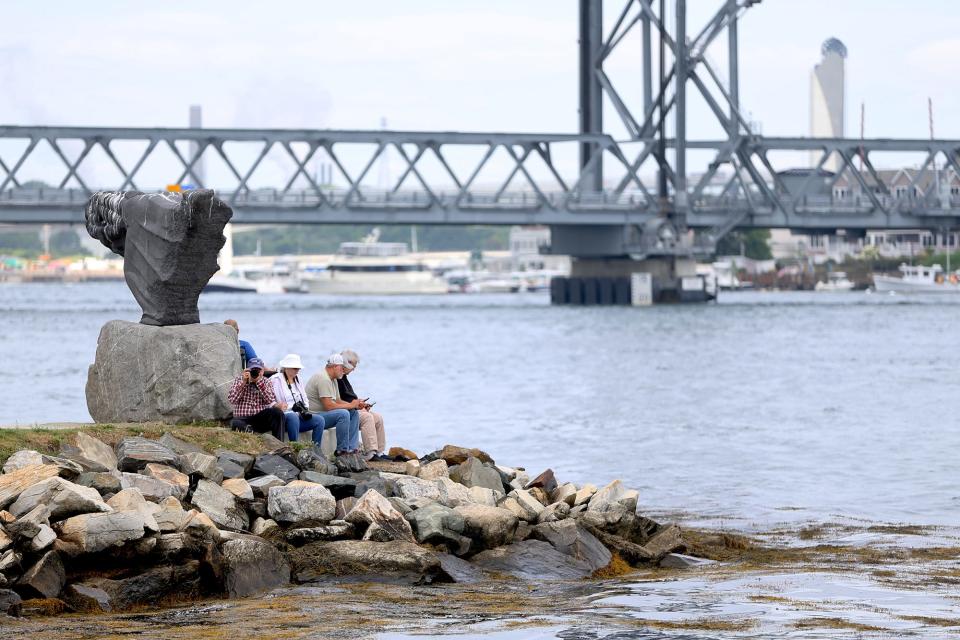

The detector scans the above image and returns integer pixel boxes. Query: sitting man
[306,353,364,471]
[339,349,389,461]
[227,357,286,440]
[270,353,326,450]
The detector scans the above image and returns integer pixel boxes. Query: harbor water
[2,281,958,529]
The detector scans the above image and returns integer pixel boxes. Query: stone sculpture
[85,189,232,326]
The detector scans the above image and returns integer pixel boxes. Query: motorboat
[205,262,302,294]
[302,239,447,295]
[815,271,855,292]
[873,263,960,293]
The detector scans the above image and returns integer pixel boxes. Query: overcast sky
[1,1,957,187]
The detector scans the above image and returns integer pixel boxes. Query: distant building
[810,38,846,171]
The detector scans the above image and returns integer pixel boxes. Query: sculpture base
[86,320,241,423]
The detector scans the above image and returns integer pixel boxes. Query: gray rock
[295,449,338,475]
[106,489,160,533]
[158,433,206,456]
[29,524,57,552]
[472,539,593,580]
[0,549,21,573]
[641,524,684,561]
[531,520,611,572]
[505,489,545,521]
[0,465,61,509]
[345,490,415,543]
[215,459,245,480]
[393,476,441,501]
[140,464,190,496]
[537,502,571,524]
[62,583,113,612]
[0,525,10,553]
[68,561,202,611]
[449,457,504,493]
[251,517,279,537]
[437,553,487,584]
[220,537,290,598]
[86,321,239,422]
[388,497,412,515]
[2,450,84,478]
[191,479,248,531]
[178,452,224,484]
[285,521,355,545]
[6,504,50,540]
[248,474,286,497]
[406,502,470,554]
[9,477,110,521]
[152,496,190,533]
[115,437,179,472]
[267,481,336,525]
[221,478,253,501]
[0,588,22,616]
[551,483,578,506]
[335,497,358,520]
[63,432,118,472]
[299,471,358,498]
[417,459,449,481]
[74,471,122,495]
[436,477,475,508]
[16,550,65,598]
[288,540,449,583]
[453,504,518,550]
[659,552,716,569]
[215,449,254,478]
[253,454,300,482]
[120,472,183,501]
[353,475,389,499]
[588,480,638,513]
[56,511,146,554]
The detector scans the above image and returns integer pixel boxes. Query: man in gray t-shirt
[305,354,363,468]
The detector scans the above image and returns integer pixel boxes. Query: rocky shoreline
[0,429,701,618]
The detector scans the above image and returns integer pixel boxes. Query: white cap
[277,353,303,369]
[326,353,346,366]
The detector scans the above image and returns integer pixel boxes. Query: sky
[1,1,958,189]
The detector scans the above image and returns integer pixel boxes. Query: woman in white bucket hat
[270,353,326,447]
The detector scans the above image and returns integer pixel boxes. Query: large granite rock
[219,536,290,598]
[344,490,415,543]
[2,451,83,478]
[56,511,146,554]
[84,189,232,326]
[120,472,183,502]
[191,480,248,531]
[9,477,110,521]
[267,481,335,526]
[289,540,449,583]
[178,452,224,483]
[59,432,118,473]
[531,520,611,572]
[406,502,470,555]
[253,454,300,483]
[86,322,240,423]
[115,437,179,472]
[449,457,504,493]
[453,504,518,551]
[471,540,593,580]
[64,561,202,612]
[0,465,61,510]
[16,551,65,599]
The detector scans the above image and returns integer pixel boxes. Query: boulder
[529,487,551,506]
[537,502,571,524]
[62,583,113,612]
[641,524,684,561]
[56,511,146,554]
[531,520,611,572]
[178,452,224,484]
[253,454,300,483]
[0,588,22,616]
[366,460,406,474]
[153,497,190,533]
[506,489,545,521]
[157,433,206,455]
[0,464,60,510]
[30,524,57,552]
[493,465,519,485]
[588,480,638,513]
[417,459,449,481]
[436,553,486,584]
[468,486,499,507]
[0,511,14,525]
[335,497,358,520]
[436,477,475,508]
[525,469,558,495]
[453,504,518,550]
[659,552,716,569]
[221,478,253,501]
[353,475,389,499]
[62,432,118,472]
[6,504,50,539]
[449,457,504,493]
[141,464,190,496]
[387,447,418,461]
[388,497,412,515]
[16,550,65,599]
[572,484,597,507]
[106,489,160,533]
[295,449,338,476]
[472,540,592,580]
[299,472,358,499]
[345,490,415,543]
[120,472,183,501]
[0,549,20,573]
[66,561,202,611]
[497,496,528,522]
[86,321,239,423]
[191,479,248,531]
[219,536,290,597]
[285,521,355,545]
[578,523,654,566]
[551,483,578,506]
[289,540,449,583]
[74,471,122,495]
[115,438,179,472]
[406,502,469,554]
[2,450,83,478]
[430,445,494,466]
[248,474,285,498]
[393,476,441,501]
[181,511,221,544]
[267,481,336,525]
[215,449,254,479]
[9,477,110,521]
[403,460,421,477]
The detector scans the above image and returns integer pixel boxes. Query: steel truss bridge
[3,0,960,256]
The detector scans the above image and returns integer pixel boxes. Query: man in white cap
[305,353,364,471]
[338,349,389,461]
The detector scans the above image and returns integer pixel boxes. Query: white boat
[815,271,855,292]
[303,239,447,295]
[873,264,960,293]
[445,270,522,294]
[206,262,302,294]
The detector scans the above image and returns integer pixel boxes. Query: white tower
[810,38,846,171]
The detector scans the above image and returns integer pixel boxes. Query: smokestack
[189,105,205,187]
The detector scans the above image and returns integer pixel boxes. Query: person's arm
[228,375,246,405]
[320,395,360,411]
[259,378,287,411]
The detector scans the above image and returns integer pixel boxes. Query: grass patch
[792,617,886,632]
[0,422,269,464]
[899,615,960,627]
[635,618,758,632]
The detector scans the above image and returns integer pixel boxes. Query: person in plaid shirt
[228,357,285,439]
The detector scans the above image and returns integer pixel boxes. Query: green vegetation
[233,225,509,255]
[919,250,960,269]
[715,229,772,260]
[0,227,90,259]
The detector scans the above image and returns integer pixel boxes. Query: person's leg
[266,406,285,441]
[358,410,377,459]
[372,411,386,452]
[317,409,352,453]
[284,411,300,443]
[305,414,326,446]
[348,409,361,452]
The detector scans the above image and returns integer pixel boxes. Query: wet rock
[141,463,190,495]
[335,497,358,520]
[295,449,338,475]
[267,481,335,525]
[221,478,253,501]
[220,536,290,598]
[285,521,355,545]
[191,479,248,531]
[73,561,202,611]
[289,540,449,583]
[106,489,160,533]
[62,583,112,612]
[641,524,683,561]
[0,587,22,616]
[299,471,358,499]
[578,523,654,565]
[403,460,421,476]
[659,552,715,569]
[537,502,571,524]
[120,472,183,502]
[393,476,441,501]
[429,445,494,466]
[253,454,300,483]
[56,511,146,555]
[437,553,486,584]
[74,471,122,495]
[0,465,60,510]
[449,457,504,493]
[406,502,469,554]
[387,446,418,461]
[531,520,611,572]
[505,489,545,521]
[345,489,415,542]
[178,452,223,484]
[453,504,518,550]
[472,539,592,580]
[417,459,449,481]
[436,477,475,508]
[248,474,285,498]
[16,550,65,599]
[2,450,83,478]
[551,483,577,506]
[251,517,279,537]
[525,469,558,495]
[9,477,110,521]
[572,484,597,507]
[215,449,254,479]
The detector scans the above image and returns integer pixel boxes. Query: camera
[292,400,311,420]
[249,368,262,380]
